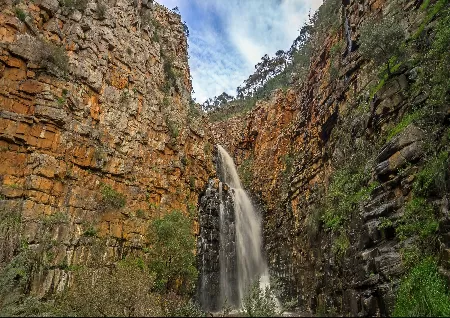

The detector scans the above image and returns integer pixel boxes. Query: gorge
[0,0,449,316]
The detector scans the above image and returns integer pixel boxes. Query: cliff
[211,0,450,315]
[0,0,213,307]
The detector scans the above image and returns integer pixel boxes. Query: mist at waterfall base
[197,145,275,312]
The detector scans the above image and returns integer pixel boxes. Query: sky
[157,0,323,103]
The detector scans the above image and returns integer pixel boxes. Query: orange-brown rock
[0,0,214,299]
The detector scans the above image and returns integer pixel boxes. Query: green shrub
[147,210,197,294]
[165,117,179,139]
[413,151,449,196]
[83,225,98,237]
[359,16,405,76]
[15,7,26,22]
[386,110,423,142]
[238,155,254,189]
[101,184,126,209]
[242,278,279,317]
[39,40,69,74]
[396,197,438,241]
[393,257,450,317]
[332,232,350,258]
[321,168,377,232]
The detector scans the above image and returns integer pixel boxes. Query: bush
[393,257,450,317]
[359,16,405,76]
[321,168,377,232]
[14,7,26,22]
[396,197,438,241]
[413,151,449,197]
[101,184,126,209]
[38,40,69,75]
[147,210,197,294]
[59,263,162,317]
[242,278,279,317]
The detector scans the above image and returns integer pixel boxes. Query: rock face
[197,176,237,312]
[0,0,213,300]
[210,0,449,316]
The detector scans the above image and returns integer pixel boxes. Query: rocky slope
[211,0,450,315]
[0,0,213,304]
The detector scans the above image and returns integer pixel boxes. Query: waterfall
[216,145,271,306]
[197,145,275,311]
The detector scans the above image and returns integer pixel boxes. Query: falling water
[216,145,272,307]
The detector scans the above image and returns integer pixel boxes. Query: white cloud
[157,0,324,102]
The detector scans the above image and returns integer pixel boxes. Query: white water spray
[217,145,273,306]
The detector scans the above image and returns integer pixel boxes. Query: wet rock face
[0,0,213,299]
[197,178,237,312]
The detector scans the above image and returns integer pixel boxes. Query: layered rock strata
[0,0,213,299]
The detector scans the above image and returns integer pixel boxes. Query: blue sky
[157,0,322,102]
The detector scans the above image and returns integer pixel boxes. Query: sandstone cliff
[0,0,213,304]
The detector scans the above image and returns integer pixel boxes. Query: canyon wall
[0,0,213,303]
[211,0,450,315]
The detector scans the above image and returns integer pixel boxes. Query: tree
[358,16,406,76]
[147,210,197,294]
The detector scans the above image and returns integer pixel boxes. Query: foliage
[165,117,179,139]
[59,263,162,317]
[413,3,450,107]
[101,184,126,209]
[238,155,254,189]
[393,257,450,317]
[396,197,438,241]
[242,278,279,317]
[162,55,178,93]
[321,168,377,232]
[38,40,70,75]
[83,225,98,237]
[332,232,350,258]
[147,210,197,294]
[0,242,36,310]
[359,16,405,76]
[413,151,449,197]
[14,7,26,22]
[386,110,423,142]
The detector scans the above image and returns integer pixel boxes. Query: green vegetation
[41,212,69,226]
[412,2,450,107]
[101,184,126,209]
[396,197,438,241]
[242,278,280,317]
[238,154,254,189]
[14,7,26,22]
[38,40,70,75]
[147,210,197,294]
[321,168,377,232]
[331,232,350,258]
[359,16,406,76]
[162,56,178,93]
[386,110,423,142]
[393,258,450,317]
[413,151,449,197]
[165,116,179,139]
[83,225,98,237]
